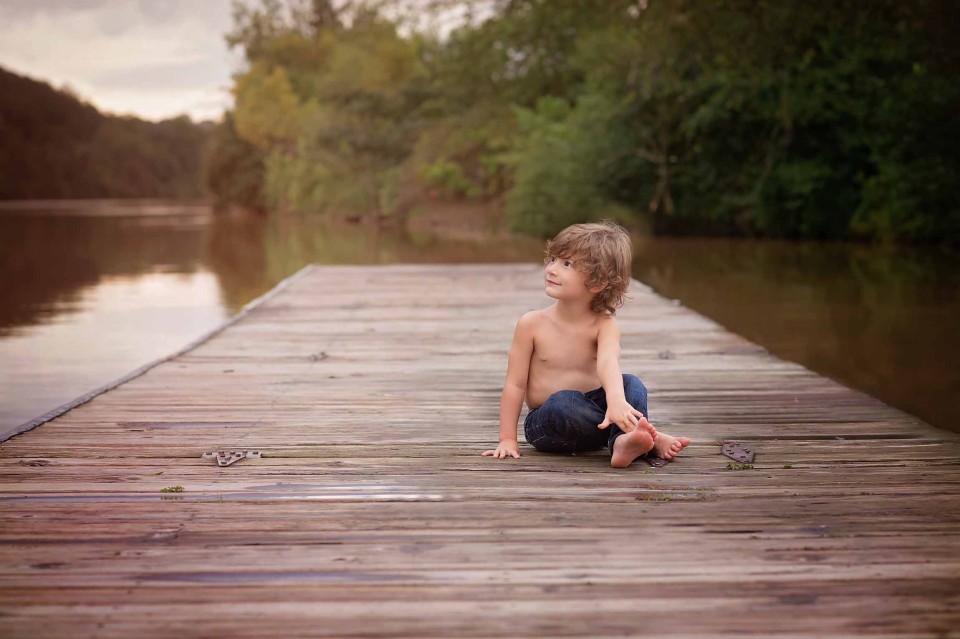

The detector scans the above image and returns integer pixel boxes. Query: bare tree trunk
[311,0,342,33]
[645,105,675,218]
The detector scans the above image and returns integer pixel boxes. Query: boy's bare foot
[650,433,691,460]
[611,428,655,469]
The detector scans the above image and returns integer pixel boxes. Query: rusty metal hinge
[202,450,262,467]
[721,442,755,463]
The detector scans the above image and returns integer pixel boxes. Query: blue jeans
[524,374,648,456]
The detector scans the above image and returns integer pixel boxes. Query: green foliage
[506,94,632,236]
[208,0,960,243]
[206,112,266,210]
[233,63,306,150]
[0,66,210,199]
[420,160,475,199]
[220,3,432,214]
[409,103,515,204]
[159,485,185,493]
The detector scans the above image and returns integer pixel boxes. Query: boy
[482,222,690,468]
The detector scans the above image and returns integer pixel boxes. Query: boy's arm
[596,318,643,433]
[482,312,535,459]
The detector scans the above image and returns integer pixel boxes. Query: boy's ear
[588,282,606,295]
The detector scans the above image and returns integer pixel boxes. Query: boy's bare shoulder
[517,308,548,340]
[515,309,545,336]
[594,313,620,340]
[597,313,619,327]
[517,308,547,326]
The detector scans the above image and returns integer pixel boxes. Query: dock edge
[1,264,318,443]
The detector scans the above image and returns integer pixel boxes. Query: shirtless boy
[482,221,690,468]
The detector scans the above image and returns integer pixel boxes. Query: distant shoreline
[0,199,211,216]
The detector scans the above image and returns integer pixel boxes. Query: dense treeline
[0,67,211,199]
[210,0,959,242]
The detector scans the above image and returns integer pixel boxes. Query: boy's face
[544,254,599,302]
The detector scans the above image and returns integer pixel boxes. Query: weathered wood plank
[1,263,958,638]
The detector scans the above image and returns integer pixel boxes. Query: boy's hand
[482,439,522,459]
[598,400,657,439]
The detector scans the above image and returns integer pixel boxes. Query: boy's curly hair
[545,221,632,315]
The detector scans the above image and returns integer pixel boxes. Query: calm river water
[1,201,957,437]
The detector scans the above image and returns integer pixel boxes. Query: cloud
[0,0,238,121]
[91,61,231,91]
[0,0,216,30]
[0,0,114,20]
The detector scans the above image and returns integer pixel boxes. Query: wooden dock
[1,263,958,638]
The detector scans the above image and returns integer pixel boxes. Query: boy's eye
[546,256,574,268]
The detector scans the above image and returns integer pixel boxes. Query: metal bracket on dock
[721,442,755,463]
[645,456,669,468]
[202,450,262,467]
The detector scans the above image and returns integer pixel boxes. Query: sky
[0,0,240,122]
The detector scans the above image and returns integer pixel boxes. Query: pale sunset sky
[0,0,239,122]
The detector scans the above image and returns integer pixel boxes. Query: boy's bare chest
[532,322,597,368]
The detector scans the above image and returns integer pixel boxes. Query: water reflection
[205,210,543,314]
[0,271,227,431]
[632,237,960,434]
[1,202,957,436]
[0,201,208,336]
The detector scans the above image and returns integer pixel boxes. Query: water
[1,201,957,437]
[631,237,960,433]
